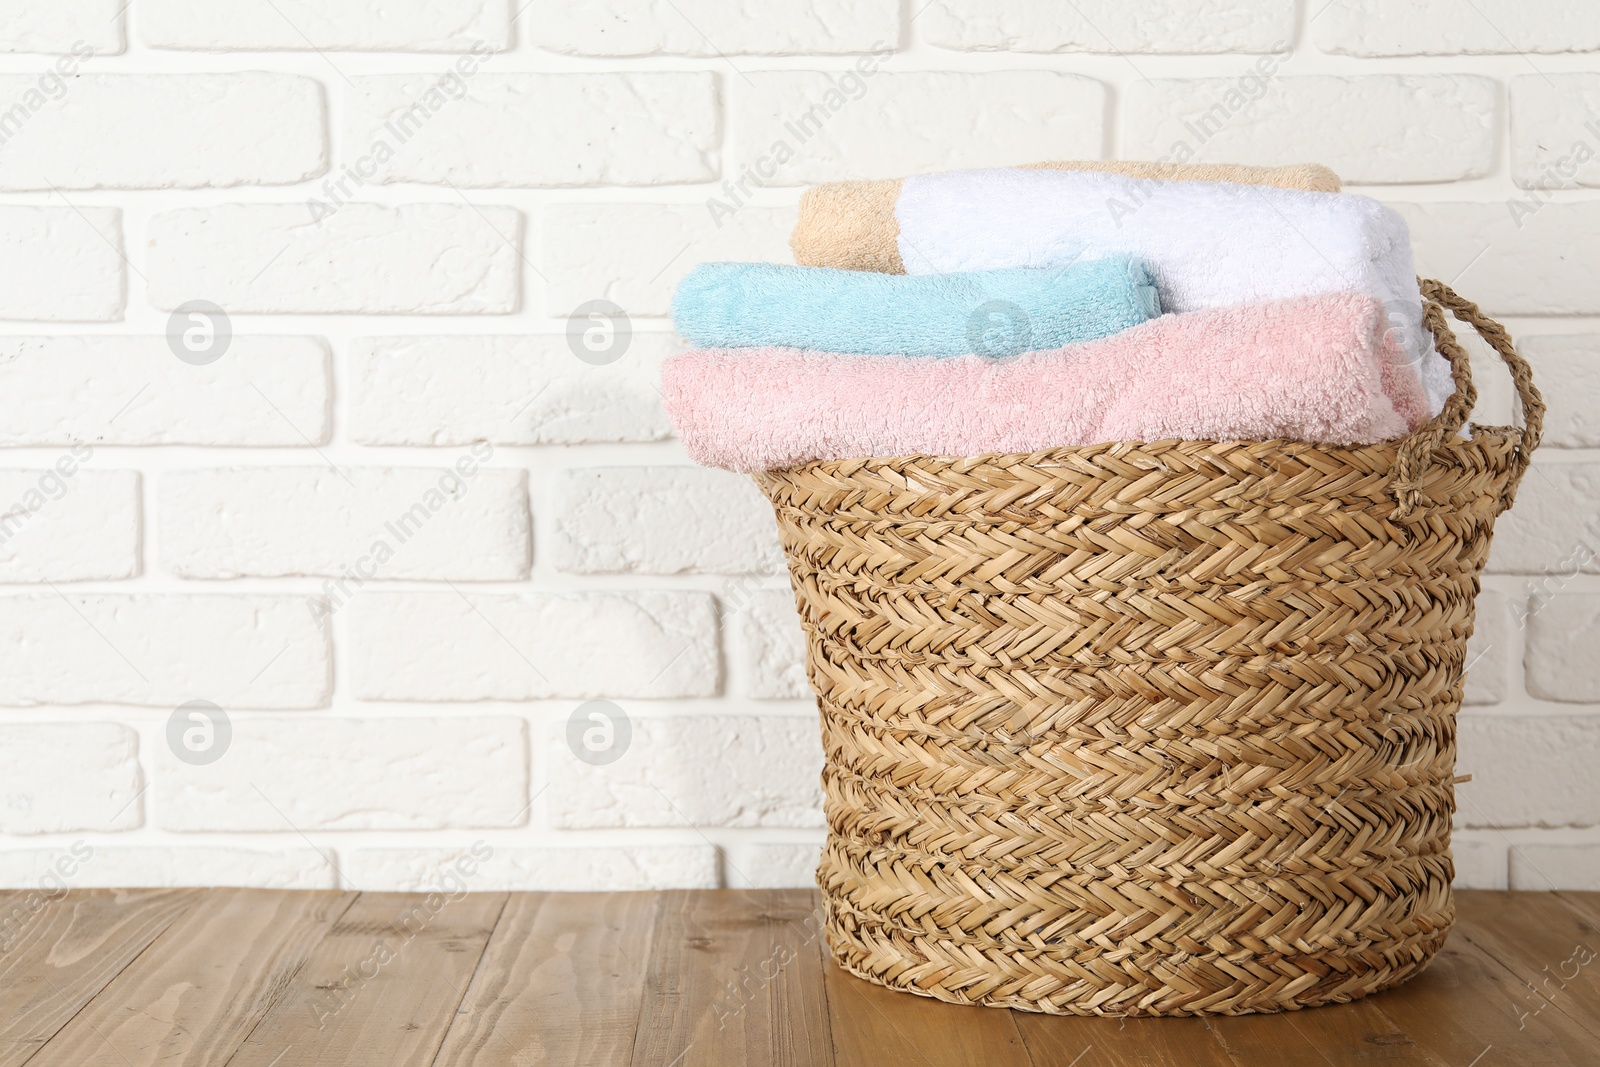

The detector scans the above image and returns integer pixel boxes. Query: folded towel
[791,160,1343,274]
[662,294,1430,473]
[671,259,1161,357]
[881,167,1449,416]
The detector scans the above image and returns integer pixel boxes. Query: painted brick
[1394,201,1600,316]
[1509,843,1600,891]
[5,0,1598,895]
[345,844,719,891]
[0,335,330,446]
[1486,464,1600,576]
[737,588,809,699]
[348,333,673,446]
[0,207,122,322]
[1463,590,1510,707]
[1315,2,1600,56]
[547,715,824,829]
[146,203,521,315]
[1458,716,1600,828]
[155,717,528,831]
[923,0,1292,53]
[543,203,792,318]
[554,467,781,575]
[1125,74,1495,184]
[1510,74,1600,190]
[727,841,824,889]
[350,591,720,700]
[1525,592,1600,703]
[0,1,122,54]
[159,465,530,580]
[1514,335,1600,447]
[0,723,141,833]
[345,73,716,187]
[0,467,138,582]
[1449,834,1508,890]
[141,0,510,52]
[528,0,896,56]
[0,74,324,190]
[0,847,337,889]
[0,595,329,708]
[1460,344,1516,429]
[731,70,1105,185]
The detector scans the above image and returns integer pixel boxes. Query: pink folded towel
[661,294,1430,472]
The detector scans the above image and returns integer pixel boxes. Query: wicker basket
[754,281,1544,1016]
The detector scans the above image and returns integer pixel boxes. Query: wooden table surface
[1,887,1597,1066]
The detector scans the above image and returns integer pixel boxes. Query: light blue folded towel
[670,258,1160,357]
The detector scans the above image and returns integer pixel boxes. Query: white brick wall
[546,715,823,829]
[0,207,123,321]
[922,0,1293,54]
[543,203,793,317]
[1515,336,1600,446]
[0,846,338,889]
[1124,75,1497,184]
[1509,74,1600,190]
[0,594,329,708]
[0,466,139,581]
[1397,202,1600,315]
[0,2,122,54]
[0,723,141,833]
[0,74,326,190]
[348,334,674,445]
[159,465,531,579]
[348,591,721,699]
[1487,464,1600,575]
[345,844,719,890]
[0,336,331,445]
[1313,3,1600,57]
[0,2,1595,893]
[1462,590,1509,706]
[527,0,898,57]
[146,204,522,314]
[154,716,528,831]
[736,589,811,700]
[554,466,780,575]
[731,70,1106,184]
[345,73,719,187]
[139,0,511,53]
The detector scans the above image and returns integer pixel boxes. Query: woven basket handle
[1390,279,1545,517]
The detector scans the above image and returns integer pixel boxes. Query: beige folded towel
[791,160,1343,273]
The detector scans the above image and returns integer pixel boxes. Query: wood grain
[8,888,1600,1066]
[823,957,1030,1067]
[0,888,198,1067]
[1210,999,1443,1067]
[430,892,656,1067]
[1553,890,1600,926]
[1014,1013,1237,1067]
[227,890,507,1067]
[629,889,834,1067]
[1453,891,1600,1040]
[23,887,354,1067]
[1365,934,1600,1067]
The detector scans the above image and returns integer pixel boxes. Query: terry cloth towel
[670,259,1161,357]
[878,167,1449,416]
[790,160,1343,274]
[661,294,1431,473]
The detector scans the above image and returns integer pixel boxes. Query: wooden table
[1,888,1596,1066]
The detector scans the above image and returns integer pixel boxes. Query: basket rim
[754,281,1544,520]
[756,421,1523,481]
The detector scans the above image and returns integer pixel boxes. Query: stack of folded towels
[662,160,1446,473]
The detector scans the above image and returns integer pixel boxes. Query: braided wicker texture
[753,283,1544,1016]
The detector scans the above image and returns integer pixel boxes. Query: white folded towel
[893,168,1449,415]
